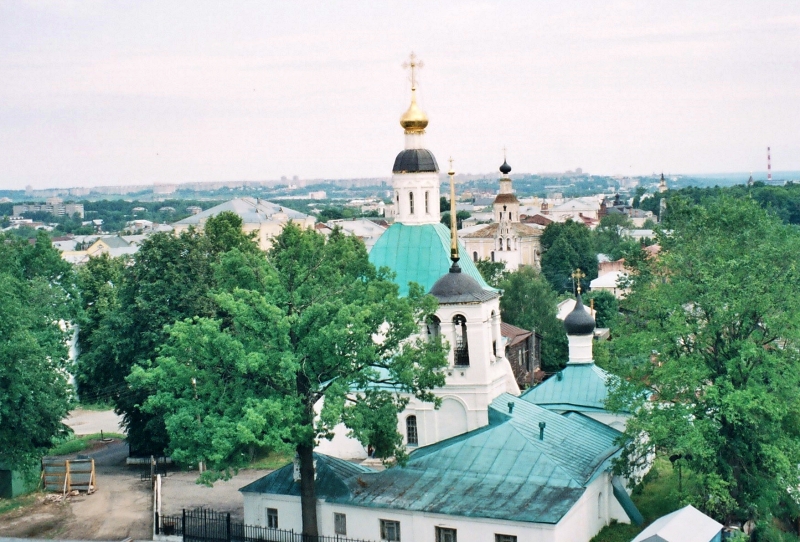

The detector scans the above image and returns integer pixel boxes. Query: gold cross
[402,52,423,90]
[571,269,586,294]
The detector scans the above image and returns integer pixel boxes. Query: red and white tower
[768,147,772,182]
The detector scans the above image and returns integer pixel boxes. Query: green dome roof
[369,223,492,297]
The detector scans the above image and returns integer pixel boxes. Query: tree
[593,213,637,260]
[0,233,77,470]
[128,224,447,536]
[608,197,800,524]
[77,212,257,454]
[440,210,471,229]
[499,267,568,372]
[475,258,507,288]
[583,289,619,329]
[540,219,597,293]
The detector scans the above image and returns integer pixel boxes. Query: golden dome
[400,89,428,133]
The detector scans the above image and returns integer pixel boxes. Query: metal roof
[173,197,311,226]
[241,393,623,525]
[520,363,621,412]
[392,149,439,173]
[632,505,722,542]
[369,223,492,297]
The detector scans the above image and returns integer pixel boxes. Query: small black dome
[564,294,595,335]
[500,160,512,175]
[430,262,497,304]
[393,149,439,173]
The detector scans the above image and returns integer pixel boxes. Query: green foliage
[76,212,259,455]
[584,290,619,329]
[594,213,639,260]
[609,197,800,523]
[474,258,507,288]
[499,267,567,372]
[0,232,77,470]
[440,210,471,229]
[540,219,597,293]
[128,224,447,534]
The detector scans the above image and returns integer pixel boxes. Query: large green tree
[77,212,257,454]
[0,233,77,469]
[128,224,447,536]
[540,219,597,293]
[499,266,568,372]
[608,197,800,524]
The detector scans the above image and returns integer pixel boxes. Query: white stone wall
[242,473,629,542]
[392,172,441,226]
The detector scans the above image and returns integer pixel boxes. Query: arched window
[507,238,511,251]
[491,251,495,262]
[598,492,604,519]
[425,191,430,214]
[396,192,399,203]
[409,192,414,214]
[453,315,469,366]
[406,415,418,446]
[426,315,440,339]
[473,251,478,262]
[498,238,503,251]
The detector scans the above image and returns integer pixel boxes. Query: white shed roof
[632,505,722,542]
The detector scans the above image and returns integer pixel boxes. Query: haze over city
[1,0,799,190]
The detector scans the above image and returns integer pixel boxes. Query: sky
[1,1,799,190]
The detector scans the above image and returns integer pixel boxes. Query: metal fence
[156,509,374,542]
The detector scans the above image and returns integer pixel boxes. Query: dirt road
[0,440,151,540]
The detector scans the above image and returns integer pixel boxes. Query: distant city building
[186,206,202,215]
[13,198,85,219]
[307,191,327,200]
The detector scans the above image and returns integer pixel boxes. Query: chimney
[507,401,515,414]
[539,422,546,440]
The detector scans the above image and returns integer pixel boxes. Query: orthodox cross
[571,268,586,295]
[448,157,458,261]
[402,52,423,90]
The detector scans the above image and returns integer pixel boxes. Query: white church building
[241,57,641,542]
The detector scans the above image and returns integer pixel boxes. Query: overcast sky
[1,1,798,189]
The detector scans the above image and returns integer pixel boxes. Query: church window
[598,492,604,519]
[409,192,414,214]
[380,519,401,541]
[507,238,511,250]
[495,535,517,542]
[406,415,418,445]
[396,192,399,203]
[498,238,503,251]
[436,527,457,542]
[266,508,278,529]
[425,191,430,213]
[491,251,495,262]
[499,212,503,220]
[425,315,440,339]
[453,315,469,366]
[334,513,347,535]
[473,251,478,261]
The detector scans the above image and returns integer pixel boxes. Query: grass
[0,492,39,516]
[247,450,294,471]
[47,432,126,456]
[591,456,699,542]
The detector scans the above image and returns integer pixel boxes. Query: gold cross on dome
[402,52,424,90]
[571,268,586,294]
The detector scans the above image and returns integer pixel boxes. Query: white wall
[243,472,630,542]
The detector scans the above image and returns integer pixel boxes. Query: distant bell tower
[392,53,441,226]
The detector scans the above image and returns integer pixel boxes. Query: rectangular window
[495,535,517,542]
[436,527,457,542]
[334,513,347,535]
[267,508,278,529]
[380,519,401,541]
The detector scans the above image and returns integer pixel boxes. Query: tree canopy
[128,223,447,536]
[498,266,568,372]
[0,232,77,469]
[540,219,597,293]
[608,197,800,524]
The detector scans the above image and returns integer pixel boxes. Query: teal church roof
[242,393,626,525]
[521,363,623,413]
[369,223,492,296]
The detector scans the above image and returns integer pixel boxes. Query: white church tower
[404,162,520,446]
[391,53,441,225]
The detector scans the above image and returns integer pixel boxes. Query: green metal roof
[520,363,625,413]
[369,223,492,296]
[242,393,622,525]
